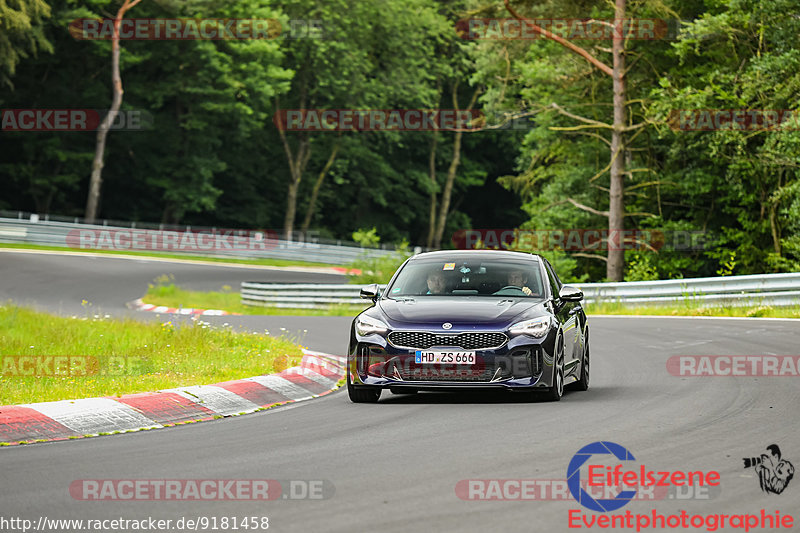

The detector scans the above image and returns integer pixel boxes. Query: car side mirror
[558,285,583,302]
[360,283,380,302]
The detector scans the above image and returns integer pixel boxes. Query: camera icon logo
[743,444,794,495]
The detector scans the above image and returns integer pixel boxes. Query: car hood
[377,297,547,328]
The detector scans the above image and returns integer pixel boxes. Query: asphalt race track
[1,250,799,533]
[0,251,351,348]
[0,250,346,313]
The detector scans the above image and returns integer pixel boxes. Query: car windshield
[386,258,544,298]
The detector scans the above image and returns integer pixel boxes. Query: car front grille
[395,364,502,382]
[381,350,541,383]
[387,331,508,350]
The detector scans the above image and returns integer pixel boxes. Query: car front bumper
[348,329,559,391]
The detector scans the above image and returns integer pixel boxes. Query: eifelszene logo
[567,441,721,512]
[567,441,638,512]
[566,441,796,531]
[743,444,794,495]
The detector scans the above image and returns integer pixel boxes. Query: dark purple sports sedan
[347,250,589,402]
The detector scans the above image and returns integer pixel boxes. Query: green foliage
[625,254,660,282]
[0,0,52,87]
[352,227,380,248]
[715,251,737,277]
[648,0,800,276]
[348,240,413,285]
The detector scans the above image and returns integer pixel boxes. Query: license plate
[415,350,476,365]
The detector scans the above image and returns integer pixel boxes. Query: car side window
[543,260,561,298]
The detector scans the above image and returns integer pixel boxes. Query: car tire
[347,371,381,403]
[573,329,589,392]
[543,335,565,402]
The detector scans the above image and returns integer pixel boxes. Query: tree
[84,0,141,223]
[431,80,481,248]
[274,0,447,240]
[130,0,291,224]
[299,134,340,235]
[418,1,486,249]
[649,0,800,273]
[0,0,52,88]
[502,0,635,280]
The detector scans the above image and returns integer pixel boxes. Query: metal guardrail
[0,215,400,265]
[575,273,800,307]
[241,283,378,308]
[240,273,800,309]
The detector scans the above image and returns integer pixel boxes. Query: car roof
[408,249,541,262]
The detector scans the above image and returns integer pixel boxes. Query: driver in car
[426,272,448,294]
[508,270,534,296]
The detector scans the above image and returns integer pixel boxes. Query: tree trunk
[84,0,141,223]
[276,93,311,241]
[161,204,181,225]
[284,177,300,240]
[432,128,463,249]
[300,139,340,236]
[606,0,627,281]
[426,132,438,248]
[281,137,311,240]
[276,124,310,241]
[769,169,783,256]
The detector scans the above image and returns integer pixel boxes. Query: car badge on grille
[442,322,453,330]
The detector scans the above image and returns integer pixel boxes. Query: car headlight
[355,315,388,336]
[508,316,551,338]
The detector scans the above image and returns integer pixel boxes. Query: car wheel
[543,335,565,402]
[347,371,381,403]
[573,329,589,392]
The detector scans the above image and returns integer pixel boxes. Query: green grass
[144,280,369,316]
[0,242,341,269]
[585,300,800,318]
[0,304,307,405]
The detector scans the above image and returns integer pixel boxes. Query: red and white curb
[127,298,234,316]
[0,352,344,446]
[332,267,361,275]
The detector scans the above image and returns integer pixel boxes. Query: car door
[543,259,579,364]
